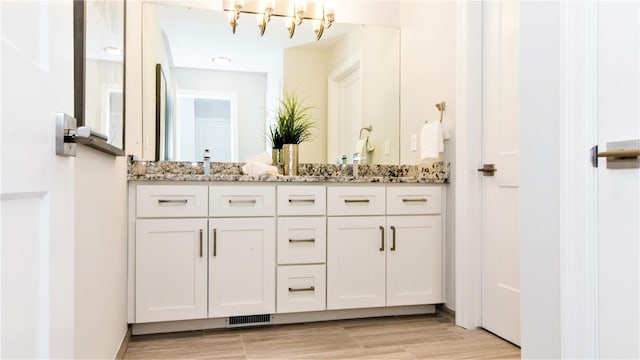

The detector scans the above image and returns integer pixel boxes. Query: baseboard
[132,305,436,335]
[114,326,132,360]
[436,304,456,319]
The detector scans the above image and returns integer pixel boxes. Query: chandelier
[223,0,336,41]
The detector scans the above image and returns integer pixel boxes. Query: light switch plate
[384,140,390,155]
[410,135,417,151]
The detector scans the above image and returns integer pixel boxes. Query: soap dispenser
[203,149,211,176]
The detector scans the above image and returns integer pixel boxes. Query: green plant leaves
[275,91,314,145]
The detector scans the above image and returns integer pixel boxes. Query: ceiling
[153,3,355,73]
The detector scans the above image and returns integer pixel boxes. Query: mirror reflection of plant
[276,91,315,145]
[268,123,284,149]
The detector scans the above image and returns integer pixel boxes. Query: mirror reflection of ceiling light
[104,46,122,56]
[224,0,335,40]
[212,56,232,64]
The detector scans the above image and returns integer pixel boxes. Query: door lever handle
[477,164,497,176]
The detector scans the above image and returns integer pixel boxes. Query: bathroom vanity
[127,162,449,334]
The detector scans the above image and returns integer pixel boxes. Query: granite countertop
[128,161,450,184]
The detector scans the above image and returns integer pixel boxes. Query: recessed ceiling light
[212,56,232,64]
[104,46,122,56]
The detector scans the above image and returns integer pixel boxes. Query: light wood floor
[124,313,520,359]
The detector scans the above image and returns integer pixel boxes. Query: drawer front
[277,264,326,314]
[386,186,442,215]
[209,185,275,217]
[327,186,385,216]
[277,217,326,265]
[137,185,208,218]
[277,185,326,216]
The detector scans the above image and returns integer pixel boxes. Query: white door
[135,219,208,323]
[1,1,75,358]
[327,216,386,310]
[596,2,640,357]
[481,0,521,345]
[209,218,275,317]
[328,65,361,163]
[386,216,442,306]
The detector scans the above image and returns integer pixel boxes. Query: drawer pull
[199,229,203,257]
[228,199,257,205]
[379,226,385,251]
[158,199,188,204]
[288,286,315,292]
[402,198,428,203]
[390,226,397,251]
[344,199,370,204]
[289,238,316,243]
[288,199,315,203]
[212,229,217,257]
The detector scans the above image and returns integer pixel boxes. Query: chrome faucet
[352,152,361,178]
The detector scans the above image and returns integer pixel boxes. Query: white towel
[354,137,375,156]
[420,121,444,160]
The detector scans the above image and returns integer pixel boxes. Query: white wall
[361,26,400,165]
[519,2,561,357]
[172,68,267,162]
[74,148,128,358]
[141,2,173,160]
[283,48,330,164]
[399,1,458,310]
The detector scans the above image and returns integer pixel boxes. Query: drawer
[277,217,326,265]
[327,186,385,216]
[277,185,326,216]
[137,185,208,218]
[277,264,326,314]
[209,185,275,217]
[386,186,442,215]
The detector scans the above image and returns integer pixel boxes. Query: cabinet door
[209,218,276,317]
[136,219,208,323]
[327,217,386,310]
[386,215,442,306]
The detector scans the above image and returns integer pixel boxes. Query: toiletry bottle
[203,149,211,176]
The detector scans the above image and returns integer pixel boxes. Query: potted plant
[275,91,314,175]
[268,123,284,165]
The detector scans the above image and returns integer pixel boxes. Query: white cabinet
[208,218,276,317]
[327,216,386,309]
[386,215,442,306]
[136,218,208,323]
[327,185,443,310]
[276,185,327,314]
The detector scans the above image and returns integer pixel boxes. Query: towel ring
[359,125,372,140]
[435,101,446,123]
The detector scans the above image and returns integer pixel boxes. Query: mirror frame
[73,0,127,156]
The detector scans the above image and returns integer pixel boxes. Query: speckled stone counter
[128,161,449,184]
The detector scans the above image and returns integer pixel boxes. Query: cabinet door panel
[136,219,208,323]
[387,215,442,306]
[327,217,386,310]
[209,218,275,317]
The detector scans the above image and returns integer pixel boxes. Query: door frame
[327,56,361,162]
[454,1,598,357]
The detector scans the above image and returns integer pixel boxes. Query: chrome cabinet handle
[212,229,217,257]
[379,226,385,251]
[288,199,315,203]
[345,199,370,204]
[390,226,397,251]
[288,286,315,292]
[402,198,428,203]
[228,199,257,205]
[289,238,315,243]
[158,199,188,204]
[199,229,203,257]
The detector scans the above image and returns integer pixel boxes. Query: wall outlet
[410,134,417,151]
[384,140,390,155]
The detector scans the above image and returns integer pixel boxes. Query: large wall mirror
[142,2,399,164]
[74,0,126,155]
